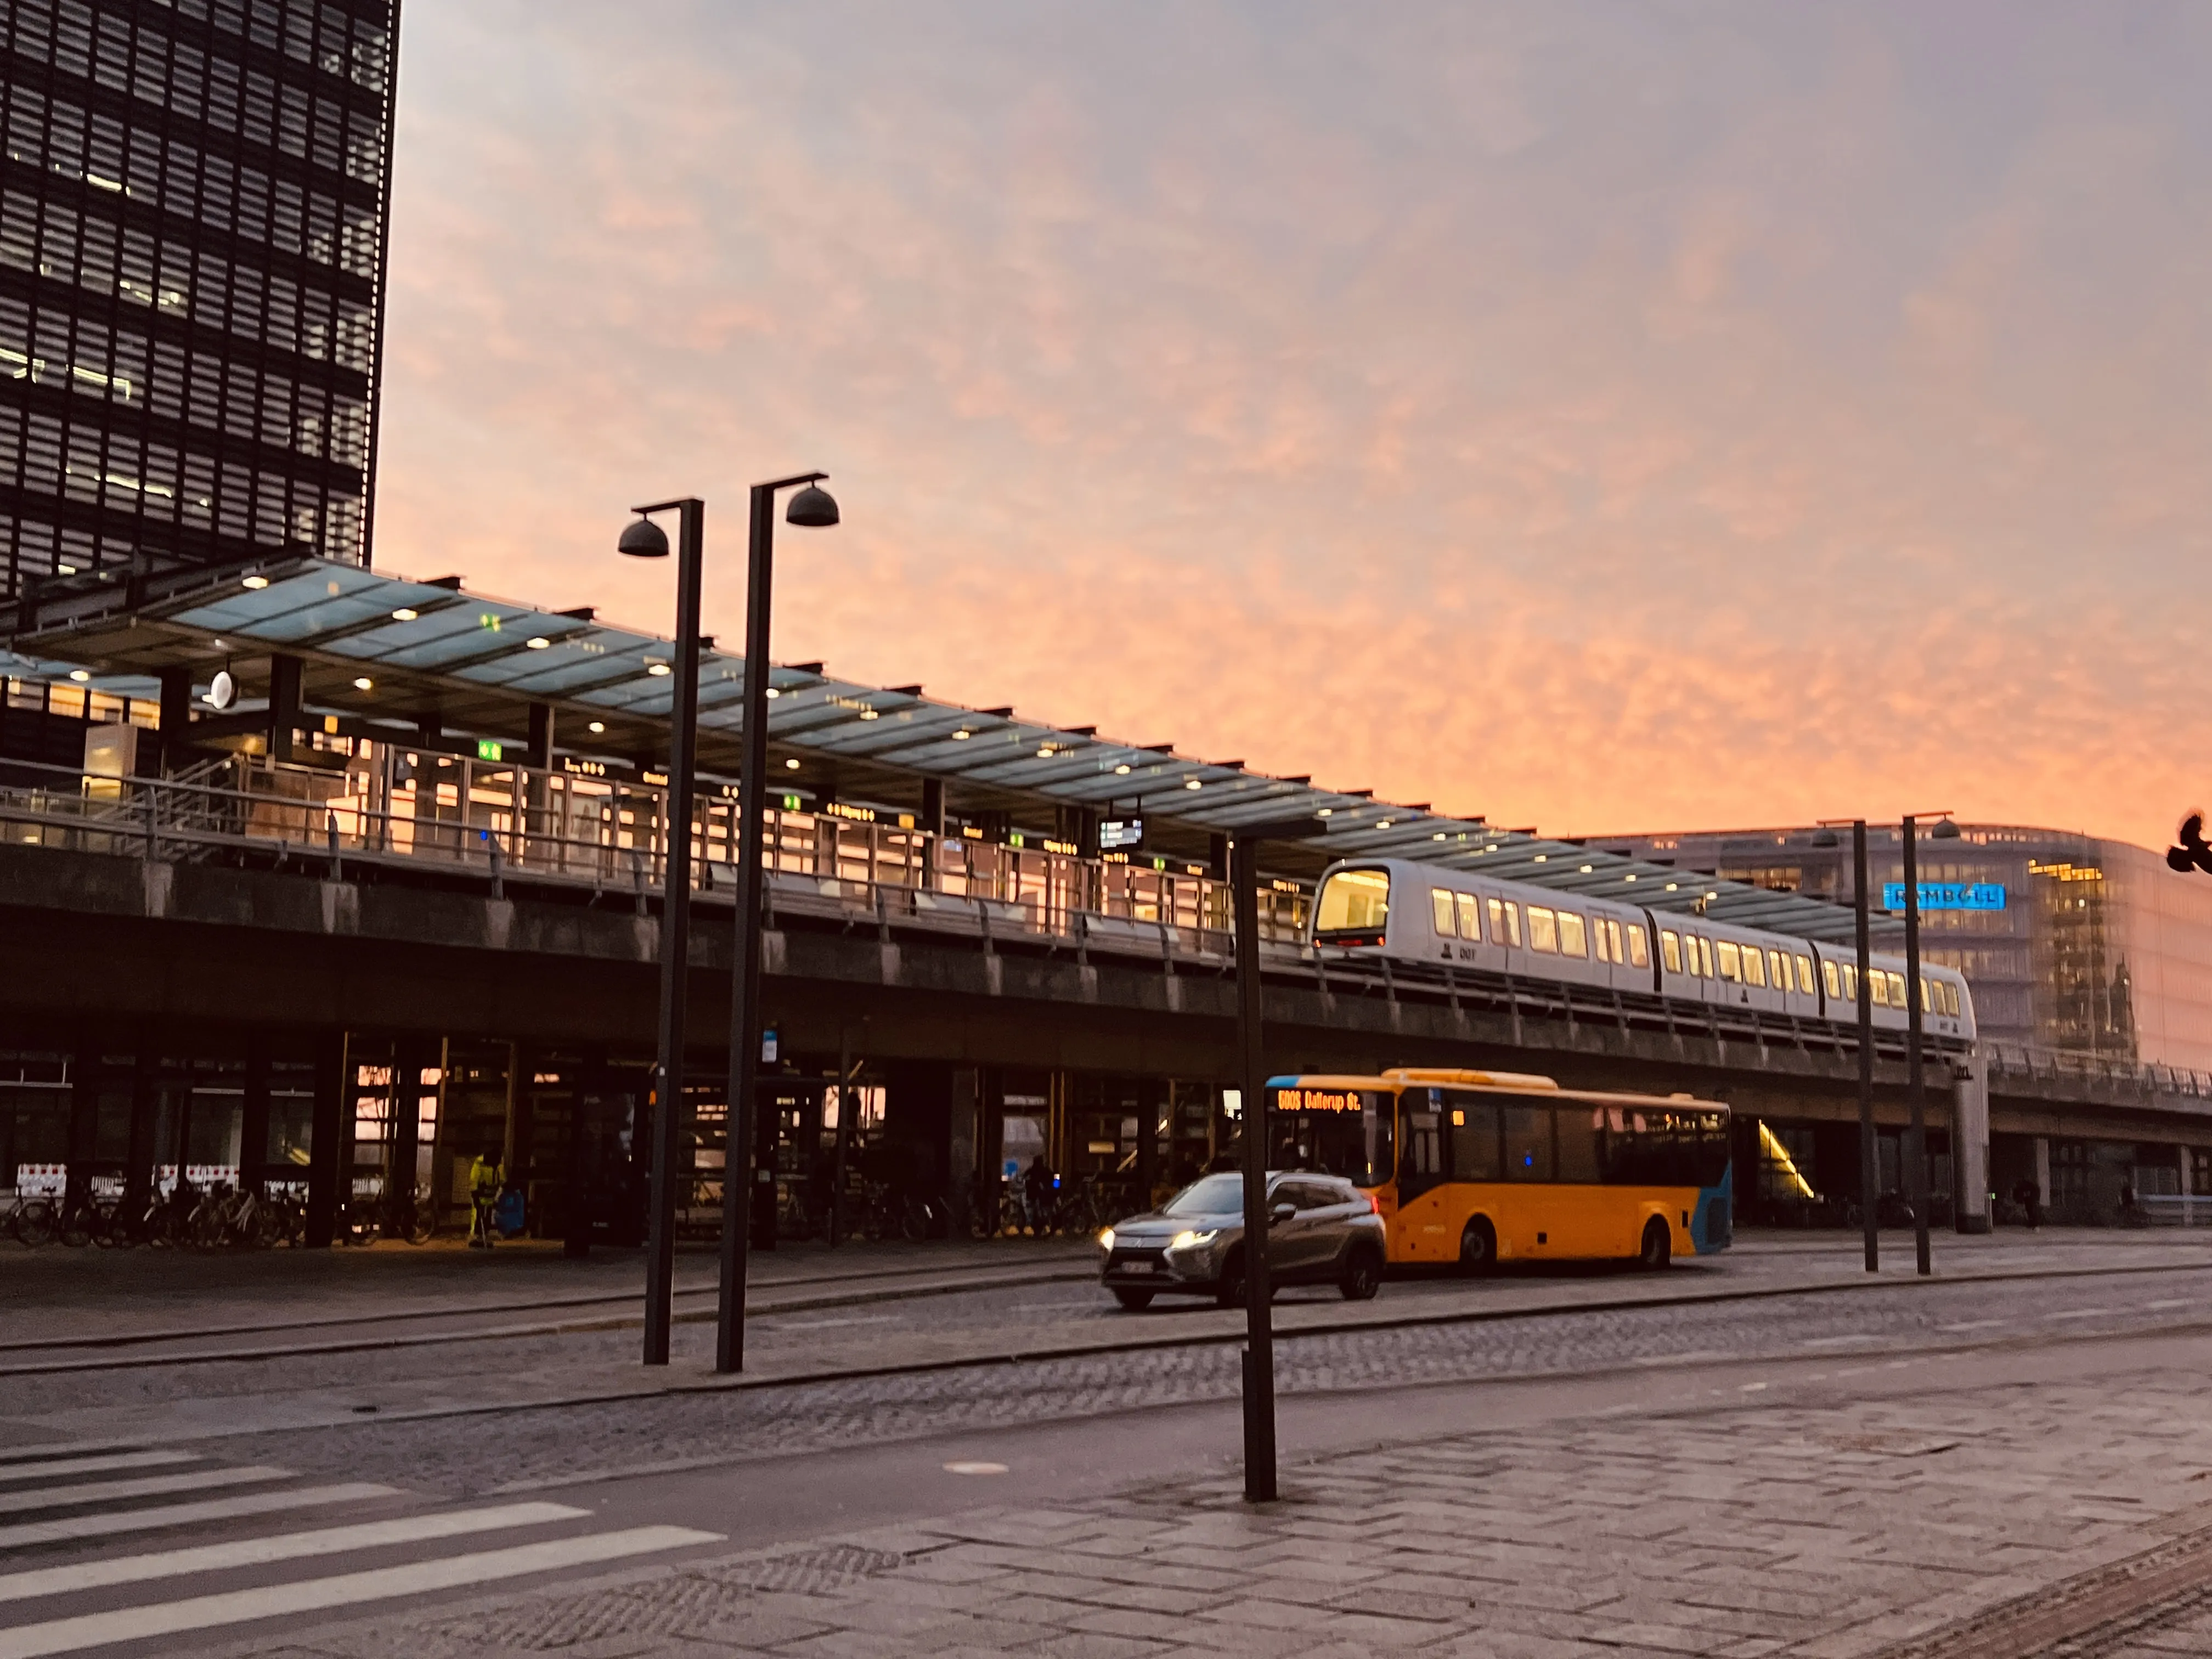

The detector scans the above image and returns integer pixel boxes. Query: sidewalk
[218,1354,2212,1658]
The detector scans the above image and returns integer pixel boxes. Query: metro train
[1308,858,1976,1046]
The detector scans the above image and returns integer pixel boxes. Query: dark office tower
[0,0,398,602]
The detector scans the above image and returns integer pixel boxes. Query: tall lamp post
[617,499,705,1368]
[717,472,839,1375]
[1815,819,1879,1274]
[1227,814,1324,1503]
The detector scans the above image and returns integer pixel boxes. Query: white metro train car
[1309,858,1975,1046]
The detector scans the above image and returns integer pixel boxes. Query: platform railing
[0,749,1316,955]
[1982,1040,2212,1103]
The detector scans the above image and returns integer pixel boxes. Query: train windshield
[1314,868,1390,939]
[1266,1086,1395,1187]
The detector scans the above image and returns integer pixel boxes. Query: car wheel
[1457,1217,1497,1277]
[1340,1244,1383,1301]
[1214,1249,1246,1309]
[1111,1288,1155,1311]
[1639,1216,1672,1271]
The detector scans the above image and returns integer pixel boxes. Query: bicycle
[3,1192,55,1247]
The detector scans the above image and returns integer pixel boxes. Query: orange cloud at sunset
[372,3,2212,851]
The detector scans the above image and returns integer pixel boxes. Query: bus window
[1716,941,1741,982]
[1503,1104,1553,1181]
[1558,912,1588,958]
[1628,926,1650,969]
[1431,888,1456,936]
[1455,893,1482,942]
[1489,898,1521,948]
[1797,954,1816,995]
[1555,1108,1600,1182]
[1400,1096,1445,1200]
[1822,959,1841,999]
[1661,930,1683,974]
[1267,1087,1395,1186]
[1527,906,1559,953]
[1315,868,1390,935]
[1446,1095,1500,1181]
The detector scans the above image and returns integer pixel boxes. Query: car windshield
[1162,1173,1245,1216]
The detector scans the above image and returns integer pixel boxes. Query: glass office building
[1584,823,2212,1073]
[0,0,397,601]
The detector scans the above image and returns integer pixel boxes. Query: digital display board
[1882,882,2006,912]
[1099,817,1144,851]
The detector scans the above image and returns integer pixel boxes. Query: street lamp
[717,472,839,1375]
[618,498,704,1368]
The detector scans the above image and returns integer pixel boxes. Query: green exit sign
[476,739,503,761]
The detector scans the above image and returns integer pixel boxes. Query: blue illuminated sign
[1882,882,2006,912]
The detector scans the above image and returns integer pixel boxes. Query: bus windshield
[1314,868,1390,935]
[1266,1086,1395,1187]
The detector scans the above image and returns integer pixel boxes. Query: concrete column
[303,1031,345,1248]
[1135,1076,1160,1205]
[66,1029,99,1209]
[1953,1060,1991,1233]
[388,1036,426,1212]
[123,1039,160,1220]
[267,654,302,763]
[156,667,193,775]
[2034,1136,2052,1213]
[239,1032,270,1195]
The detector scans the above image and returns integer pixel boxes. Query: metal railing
[1982,1041,2212,1102]
[0,749,1316,960]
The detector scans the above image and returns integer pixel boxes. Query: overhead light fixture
[646,662,672,677]
[1433,832,1446,842]
[1036,745,1055,758]
[67,669,89,682]
[241,574,269,590]
[1665,882,1679,891]
[765,687,782,699]
[1532,854,1548,863]
[784,758,801,771]
[1184,778,1202,791]
[860,708,880,720]
[352,677,373,691]
[391,607,418,622]
[525,636,550,650]
[587,721,606,734]
[1579,864,1593,873]
[952,729,972,741]
[1624,874,1637,882]
[1376,820,1392,830]
[1114,763,1132,775]
[1318,808,1333,817]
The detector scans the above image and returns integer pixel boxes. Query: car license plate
[1121,1261,1154,1274]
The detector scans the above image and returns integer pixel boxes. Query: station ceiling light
[526,636,550,650]
[784,758,801,770]
[1184,778,1202,790]
[588,721,606,734]
[67,669,89,682]
[952,729,971,741]
[241,574,268,590]
[352,677,373,691]
[391,607,417,622]
[1114,763,1131,775]
[646,662,671,676]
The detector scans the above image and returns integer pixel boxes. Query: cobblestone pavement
[212,1359,2212,1658]
[197,1265,2212,1500]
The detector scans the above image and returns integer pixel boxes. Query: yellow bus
[1263,1068,1732,1271]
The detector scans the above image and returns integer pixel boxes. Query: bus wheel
[1639,1217,1672,1271]
[1457,1218,1497,1277]
[1111,1288,1155,1311]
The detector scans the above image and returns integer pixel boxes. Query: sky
[370,2,2212,851]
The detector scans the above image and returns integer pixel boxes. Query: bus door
[1393,1088,1452,1261]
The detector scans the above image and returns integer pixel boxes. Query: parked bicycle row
[0,1180,454,1249]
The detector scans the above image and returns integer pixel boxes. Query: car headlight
[1098,1227,1115,1252]
[1168,1229,1218,1251]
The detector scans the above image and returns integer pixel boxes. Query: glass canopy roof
[7,555,1871,939]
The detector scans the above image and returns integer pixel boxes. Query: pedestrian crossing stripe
[0,1502,590,1602]
[0,1468,291,1517]
[0,1483,399,1552]
[0,1526,724,1659]
[0,1454,195,1488]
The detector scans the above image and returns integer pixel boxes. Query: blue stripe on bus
[1691,1171,1734,1254]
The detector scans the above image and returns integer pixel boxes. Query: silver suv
[1098,1171,1386,1311]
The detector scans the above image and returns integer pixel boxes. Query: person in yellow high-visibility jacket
[469,1152,504,1249]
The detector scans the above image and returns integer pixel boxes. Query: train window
[1715,941,1741,982]
[1869,972,1889,1008]
[1316,867,1390,933]
[1558,912,1588,958]
[1628,926,1650,969]
[1770,950,1788,991]
[1922,976,1937,1014]
[1742,945,1765,988]
[1822,959,1841,998]
[1843,964,1859,1002]
[1527,906,1559,953]
[1945,981,1962,1017]
[1489,898,1522,948]
[1596,918,1622,964]
[1691,936,1712,978]
[1661,930,1683,974]
[1431,888,1457,936]
[1456,893,1482,942]
[1797,955,1816,995]
[1888,971,1908,1007]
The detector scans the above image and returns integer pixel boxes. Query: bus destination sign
[1273,1088,1364,1114]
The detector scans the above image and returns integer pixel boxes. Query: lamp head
[1932,817,1961,839]
[786,484,839,529]
[1809,826,1838,848]
[618,516,670,559]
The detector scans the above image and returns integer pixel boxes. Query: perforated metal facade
[0,0,396,600]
